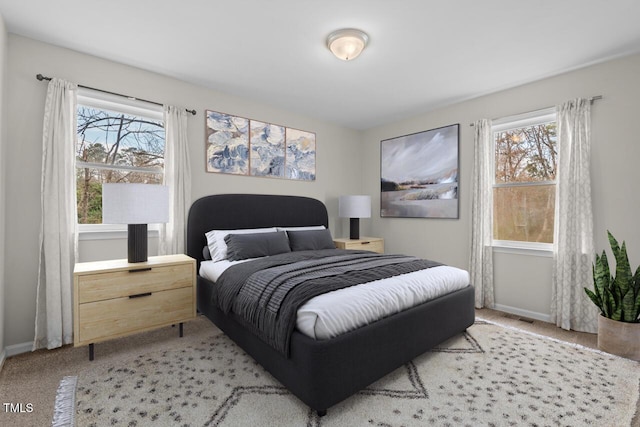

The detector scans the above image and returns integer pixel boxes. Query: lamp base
[349,218,360,240]
[128,224,148,263]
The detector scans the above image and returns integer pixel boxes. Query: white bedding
[199,258,470,340]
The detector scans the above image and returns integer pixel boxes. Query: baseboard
[0,349,5,372]
[492,303,552,323]
[5,341,32,358]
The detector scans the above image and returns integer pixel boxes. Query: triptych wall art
[380,123,460,219]
[205,110,316,181]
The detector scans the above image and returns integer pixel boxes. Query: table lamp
[102,183,169,263]
[339,195,371,240]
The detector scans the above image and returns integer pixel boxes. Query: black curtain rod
[36,74,196,116]
[468,95,602,126]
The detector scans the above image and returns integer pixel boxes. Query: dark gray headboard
[186,194,329,267]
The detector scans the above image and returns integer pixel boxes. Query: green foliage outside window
[76,106,165,224]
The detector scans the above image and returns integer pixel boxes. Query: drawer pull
[361,241,371,245]
[128,268,152,273]
[129,292,152,299]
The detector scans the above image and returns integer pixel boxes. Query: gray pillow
[224,231,291,261]
[203,245,212,260]
[287,229,335,251]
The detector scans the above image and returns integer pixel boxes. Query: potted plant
[584,231,640,361]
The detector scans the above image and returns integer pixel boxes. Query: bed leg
[317,409,327,417]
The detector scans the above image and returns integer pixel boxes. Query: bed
[186,193,475,416]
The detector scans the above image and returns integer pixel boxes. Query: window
[492,108,557,250]
[76,90,165,229]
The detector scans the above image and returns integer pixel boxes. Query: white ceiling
[1,0,639,130]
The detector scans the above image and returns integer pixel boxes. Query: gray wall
[0,14,7,362]
[3,32,640,349]
[3,35,363,347]
[362,53,640,320]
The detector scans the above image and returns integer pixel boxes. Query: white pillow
[205,227,277,262]
[276,225,326,232]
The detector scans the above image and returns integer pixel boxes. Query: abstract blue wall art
[249,121,285,178]
[205,110,315,181]
[285,128,316,181]
[381,124,460,218]
[206,110,250,175]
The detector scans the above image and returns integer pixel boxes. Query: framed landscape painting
[380,124,459,218]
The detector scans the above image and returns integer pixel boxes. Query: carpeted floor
[2,311,639,426]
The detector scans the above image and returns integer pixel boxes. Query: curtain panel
[159,105,192,255]
[551,98,597,332]
[470,119,494,308]
[33,78,78,350]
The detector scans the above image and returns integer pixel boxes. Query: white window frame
[491,107,556,255]
[76,89,165,238]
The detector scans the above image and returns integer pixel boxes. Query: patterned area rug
[56,319,640,426]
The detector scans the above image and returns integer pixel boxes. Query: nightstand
[73,254,196,360]
[333,237,384,254]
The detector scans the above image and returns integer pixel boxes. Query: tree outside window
[76,105,165,224]
[493,119,557,244]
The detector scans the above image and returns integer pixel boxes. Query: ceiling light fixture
[326,28,369,61]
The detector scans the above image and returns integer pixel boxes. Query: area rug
[54,319,640,426]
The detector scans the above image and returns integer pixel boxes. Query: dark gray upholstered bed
[187,194,475,416]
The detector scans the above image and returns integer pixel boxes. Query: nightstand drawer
[347,239,384,253]
[334,237,384,254]
[78,263,193,304]
[77,286,194,344]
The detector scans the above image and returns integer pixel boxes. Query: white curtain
[470,119,494,308]
[159,106,191,255]
[551,98,597,332]
[33,78,78,350]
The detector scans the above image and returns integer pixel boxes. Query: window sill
[492,242,553,258]
[78,229,160,241]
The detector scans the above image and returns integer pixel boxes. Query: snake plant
[584,231,640,322]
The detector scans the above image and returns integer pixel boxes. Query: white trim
[76,161,163,174]
[492,107,556,131]
[492,241,553,257]
[492,303,551,323]
[77,88,163,121]
[5,341,33,358]
[76,90,165,232]
[78,227,160,241]
[0,349,5,372]
[78,229,127,241]
[491,109,558,248]
[493,180,555,188]
[79,223,127,233]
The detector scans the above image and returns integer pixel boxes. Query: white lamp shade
[102,183,169,224]
[339,195,371,218]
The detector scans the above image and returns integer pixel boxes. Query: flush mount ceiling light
[326,28,369,61]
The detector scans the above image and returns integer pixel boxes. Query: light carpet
[54,319,640,427]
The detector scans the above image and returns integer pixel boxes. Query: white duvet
[199,258,470,340]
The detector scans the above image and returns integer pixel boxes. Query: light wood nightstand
[333,237,384,254]
[73,254,196,360]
